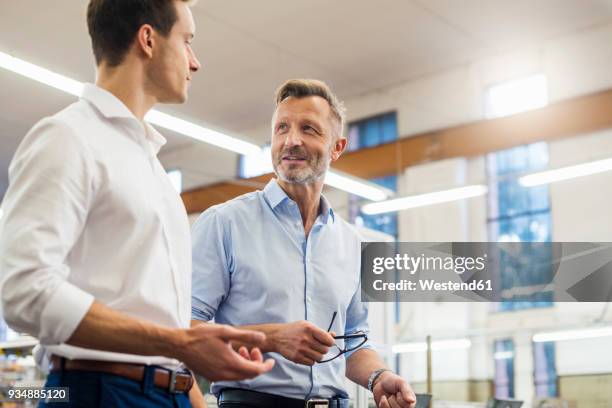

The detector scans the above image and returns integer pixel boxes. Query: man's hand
[176,322,275,381]
[269,320,335,365]
[373,371,416,408]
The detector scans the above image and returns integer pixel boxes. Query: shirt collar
[81,83,167,154]
[81,83,136,120]
[263,179,335,224]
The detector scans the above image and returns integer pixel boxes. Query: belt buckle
[305,399,329,408]
[168,370,179,394]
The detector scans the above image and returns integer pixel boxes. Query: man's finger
[220,326,266,345]
[379,395,391,408]
[302,348,325,363]
[249,347,263,362]
[238,346,250,360]
[399,383,416,403]
[227,352,275,379]
[307,340,330,355]
[297,355,316,366]
[310,327,335,346]
[388,395,401,408]
[394,393,411,408]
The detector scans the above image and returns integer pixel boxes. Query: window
[487,143,554,311]
[494,339,515,398]
[484,75,553,311]
[238,145,272,179]
[533,341,558,398]
[485,74,548,119]
[346,112,400,328]
[347,112,397,151]
[346,111,399,238]
[166,169,183,193]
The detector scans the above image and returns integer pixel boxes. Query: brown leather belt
[50,355,193,393]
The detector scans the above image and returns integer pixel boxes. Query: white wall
[343,21,612,141]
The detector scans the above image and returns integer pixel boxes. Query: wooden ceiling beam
[181,88,612,214]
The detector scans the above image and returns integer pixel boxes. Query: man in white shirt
[0,1,273,407]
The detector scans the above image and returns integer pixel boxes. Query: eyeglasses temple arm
[326,311,337,332]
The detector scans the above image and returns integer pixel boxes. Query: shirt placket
[137,126,184,322]
[306,218,324,397]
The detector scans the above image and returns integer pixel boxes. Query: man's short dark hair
[87,0,190,67]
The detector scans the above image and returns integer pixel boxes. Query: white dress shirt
[0,84,191,369]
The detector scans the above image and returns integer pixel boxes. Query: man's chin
[277,169,324,185]
[158,89,188,104]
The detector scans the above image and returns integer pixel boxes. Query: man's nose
[284,127,303,147]
[189,51,202,73]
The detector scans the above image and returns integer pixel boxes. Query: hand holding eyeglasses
[318,312,368,363]
[267,312,369,366]
[267,320,336,366]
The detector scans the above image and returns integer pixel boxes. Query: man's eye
[277,124,287,131]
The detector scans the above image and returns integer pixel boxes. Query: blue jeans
[39,366,192,408]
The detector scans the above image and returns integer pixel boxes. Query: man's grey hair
[274,79,346,138]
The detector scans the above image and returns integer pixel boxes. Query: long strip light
[0,49,392,201]
[325,170,393,202]
[533,326,612,343]
[520,157,612,187]
[0,50,259,155]
[0,51,84,96]
[362,184,487,215]
[392,338,471,354]
[144,110,260,156]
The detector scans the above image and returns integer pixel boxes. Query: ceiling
[2,0,612,195]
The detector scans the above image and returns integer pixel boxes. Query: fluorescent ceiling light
[392,338,471,354]
[325,170,393,202]
[144,110,260,156]
[0,51,84,96]
[0,50,259,156]
[0,49,390,200]
[485,74,548,119]
[0,207,3,219]
[520,157,612,187]
[362,184,487,215]
[533,326,612,343]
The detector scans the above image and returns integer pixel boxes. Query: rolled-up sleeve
[0,119,95,345]
[191,208,232,322]
[344,281,372,359]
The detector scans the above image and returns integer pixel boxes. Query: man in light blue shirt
[192,79,416,408]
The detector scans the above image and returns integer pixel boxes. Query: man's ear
[136,24,156,59]
[331,136,347,162]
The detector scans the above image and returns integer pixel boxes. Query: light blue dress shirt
[191,179,370,399]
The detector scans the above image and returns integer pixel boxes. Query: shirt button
[289,202,295,206]
[295,221,301,227]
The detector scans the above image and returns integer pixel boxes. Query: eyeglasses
[318,312,368,363]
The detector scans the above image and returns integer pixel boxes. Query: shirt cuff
[191,297,216,321]
[38,281,95,345]
[345,342,373,359]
